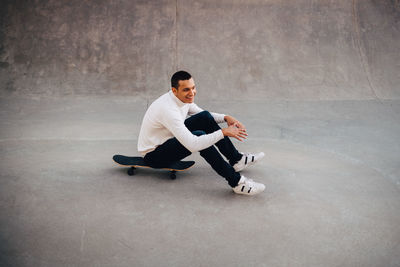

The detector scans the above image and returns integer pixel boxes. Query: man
[137,71,265,195]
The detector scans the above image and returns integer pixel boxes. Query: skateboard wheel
[170,171,176,180]
[127,167,135,176]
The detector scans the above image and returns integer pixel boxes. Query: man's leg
[194,131,241,187]
[143,137,191,168]
[184,111,242,166]
[144,130,241,187]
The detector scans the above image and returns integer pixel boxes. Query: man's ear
[172,87,178,95]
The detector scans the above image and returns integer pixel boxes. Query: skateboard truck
[127,167,135,176]
[127,166,177,179]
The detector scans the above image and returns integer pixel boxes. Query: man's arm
[188,103,248,141]
[162,110,224,153]
[188,103,225,123]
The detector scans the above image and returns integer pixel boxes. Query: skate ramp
[0,0,399,100]
[181,0,400,101]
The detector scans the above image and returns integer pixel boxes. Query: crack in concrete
[351,0,382,103]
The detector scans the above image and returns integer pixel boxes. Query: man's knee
[192,130,206,136]
[198,110,214,121]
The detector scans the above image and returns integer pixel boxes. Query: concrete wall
[0,0,399,100]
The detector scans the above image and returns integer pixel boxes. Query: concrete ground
[1,96,399,266]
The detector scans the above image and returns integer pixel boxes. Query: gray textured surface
[1,0,399,100]
[1,97,400,267]
[1,0,400,266]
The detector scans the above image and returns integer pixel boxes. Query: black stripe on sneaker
[245,156,248,165]
[248,187,252,193]
[252,156,254,162]
[241,186,245,192]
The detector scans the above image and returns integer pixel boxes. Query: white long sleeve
[188,103,226,123]
[137,91,226,155]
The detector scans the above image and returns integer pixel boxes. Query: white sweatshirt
[137,91,226,155]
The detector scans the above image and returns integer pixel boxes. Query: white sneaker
[233,152,265,172]
[233,175,265,196]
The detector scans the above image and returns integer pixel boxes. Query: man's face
[172,78,196,103]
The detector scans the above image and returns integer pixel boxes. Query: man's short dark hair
[171,70,192,89]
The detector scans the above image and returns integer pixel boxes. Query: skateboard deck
[112,155,195,179]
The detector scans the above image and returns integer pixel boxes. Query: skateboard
[112,155,195,179]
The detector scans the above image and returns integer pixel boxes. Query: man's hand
[224,115,246,131]
[222,125,248,142]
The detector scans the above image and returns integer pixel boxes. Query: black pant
[144,111,242,187]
